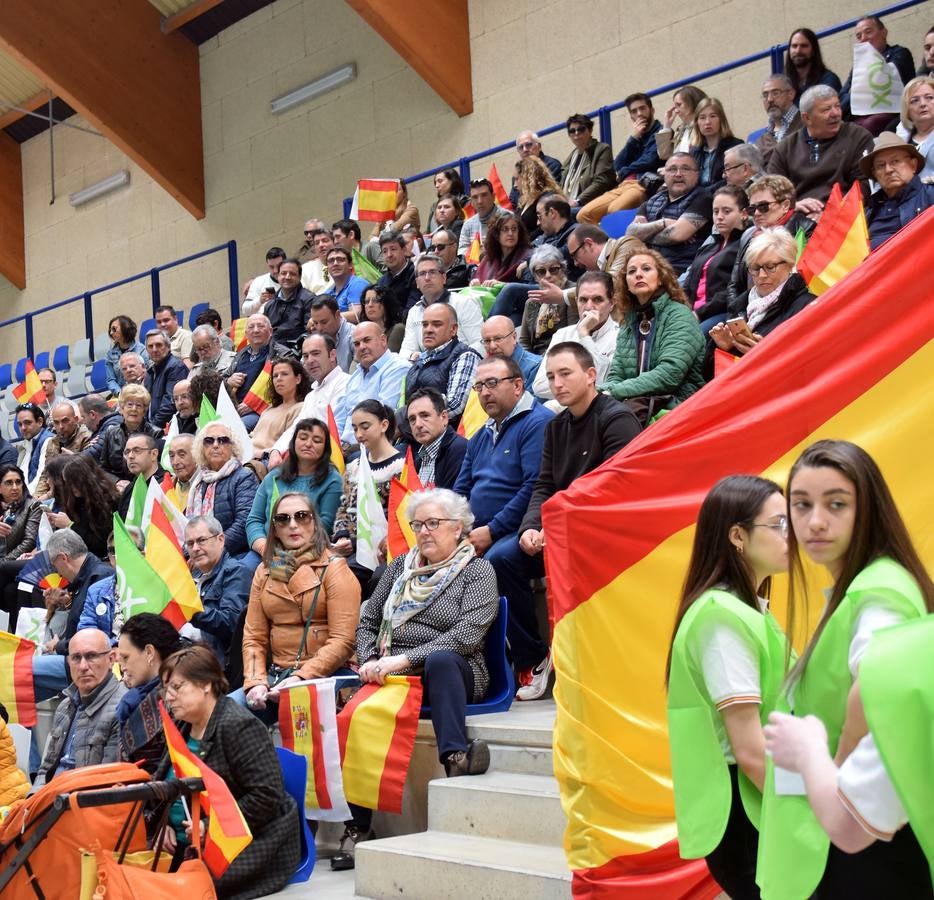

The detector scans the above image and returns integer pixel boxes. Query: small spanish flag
[465,230,482,265]
[349,178,399,224]
[797,182,869,296]
[160,471,182,512]
[386,477,416,561]
[12,360,46,407]
[159,701,252,877]
[327,405,345,475]
[230,318,249,351]
[457,388,487,439]
[144,502,203,626]
[0,631,36,726]
[400,445,422,491]
[242,360,273,415]
[337,675,423,813]
[488,162,513,211]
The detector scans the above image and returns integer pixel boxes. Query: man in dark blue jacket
[406,388,468,490]
[452,355,553,683]
[143,329,188,430]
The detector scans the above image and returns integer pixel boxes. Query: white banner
[850,42,903,116]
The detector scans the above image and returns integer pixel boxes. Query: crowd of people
[0,14,931,898]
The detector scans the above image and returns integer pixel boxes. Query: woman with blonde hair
[897,75,934,179]
[689,98,743,187]
[515,157,561,238]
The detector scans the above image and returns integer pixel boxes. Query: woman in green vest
[666,474,790,899]
[757,439,934,899]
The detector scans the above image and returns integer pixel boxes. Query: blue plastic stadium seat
[52,345,70,373]
[174,309,184,327]
[0,364,12,392]
[34,351,50,372]
[274,747,316,885]
[421,596,515,719]
[747,127,767,144]
[188,302,210,329]
[87,359,108,393]
[140,318,156,339]
[13,358,28,383]
[599,208,638,240]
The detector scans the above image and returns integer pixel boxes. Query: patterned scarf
[746,278,789,331]
[185,458,241,518]
[376,540,475,656]
[116,676,163,759]
[268,543,323,583]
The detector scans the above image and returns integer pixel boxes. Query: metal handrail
[342,0,927,217]
[0,240,239,361]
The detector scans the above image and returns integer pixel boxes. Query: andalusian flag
[488,162,513,211]
[797,182,869,296]
[456,389,487,439]
[145,502,202,626]
[337,676,423,813]
[242,360,273,415]
[542,209,934,896]
[0,631,36,726]
[451,284,501,318]
[229,318,248,351]
[159,701,252,877]
[352,247,382,284]
[355,448,387,571]
[465,230,482,265]
[12,360,46,406]
[326,405,345,475]
[278,679,351,822]
[123,474,149,529]
[349,179,399,223]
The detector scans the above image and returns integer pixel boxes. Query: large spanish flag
[350,179,399,223]
[337,675,423,813]
[542,209,934,896]
[159,701,252,878]
[0,631,36,726]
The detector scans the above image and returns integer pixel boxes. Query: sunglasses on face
[568,126,589,135]
[273,510,314,526]
[203,435,232,446]
[749,200,780,214]
[533,264,564,277]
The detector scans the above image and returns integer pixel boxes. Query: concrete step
[354,831,572,900]
[489,740,553,776]
[428,772,564,846]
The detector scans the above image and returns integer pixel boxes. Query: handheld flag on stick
[0,631,37,726]
[242,360,273,415]
[161,416,179,472]
[112,514,175,623]
[326,405,345,475]
[217,382,255,462]
[123,474,149,529]
[386,477,416,561]
[197,393,218,431]
[12,360,46,407]
[457,389,487,440]
[349,179,399,223]
[159,701,252,877]
[451,284,502,318]
[488,163,513,211]
[354,448,388,571]
[145,502,202,626]
[143,475,188,545]
[465,231,482,265]
[229,318,249,351]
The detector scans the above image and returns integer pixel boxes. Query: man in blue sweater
[452,355,553,689]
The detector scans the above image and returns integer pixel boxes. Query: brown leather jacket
[241,551,361,691]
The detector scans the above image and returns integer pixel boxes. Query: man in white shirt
[242,246,286,315]
[532,271,619,405]
[300,229,334,295]
[267,333,350,468]
[154,305,193,367]
[398,255,483,361]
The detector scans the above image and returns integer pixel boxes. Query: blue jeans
[699,312,728,338]
[30,654,69,772]
[240,412,260,432]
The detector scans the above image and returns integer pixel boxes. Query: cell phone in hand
[726,316,754,340]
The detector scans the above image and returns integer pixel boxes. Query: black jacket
[413,426,468,491]
[376,261,420,323]
[53,553,114,656]
[685,227,746,322]
[264,288,316,345]
[144,354,189,429]
[117,467,166,520]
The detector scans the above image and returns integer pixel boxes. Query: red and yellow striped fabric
[242,360,273,415]
[229,318,248,351]
[145,501,202,626]
[337,675,423,813]
[456,388,486,439]
[386,477,416,561]
[465,231,482,265]
[487,162,513,211]
[354,179,399,223]
[12,360,46,406]
[542,209,934,897]
[0,631,36,726]
[327,404,345,475]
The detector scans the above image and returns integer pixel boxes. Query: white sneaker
[516,652,553,701]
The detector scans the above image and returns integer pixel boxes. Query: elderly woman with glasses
[89,383,162,484]
[519,245,576,354]
[186,422,258,556]
[234,492,360,723]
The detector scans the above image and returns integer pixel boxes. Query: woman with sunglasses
[519,245,574,354]
[186,423,258,556]
[666,475,790,899]
[559,113,616,208]
[237,492,360,722]
[756,440,933,900]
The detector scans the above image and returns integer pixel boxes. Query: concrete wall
[0,0,929,363]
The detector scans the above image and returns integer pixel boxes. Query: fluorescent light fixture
[271,63,356,114]
[69,169,130,207]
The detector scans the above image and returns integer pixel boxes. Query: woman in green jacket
[757,440,934,900]
[599,248,704,425]
[667,475,789,899]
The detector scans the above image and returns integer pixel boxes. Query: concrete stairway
[354,701,571,900]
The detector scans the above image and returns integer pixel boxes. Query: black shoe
[443,739,490,777]
[330,824,369,871]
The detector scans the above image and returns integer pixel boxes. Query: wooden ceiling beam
[0,130,25,289]
[0,0,205,219]
[345,0,472,117]
[161,0,226,35]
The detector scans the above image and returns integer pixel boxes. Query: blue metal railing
[0,240,239,361]
[342,0,927,217]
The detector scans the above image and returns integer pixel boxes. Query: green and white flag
[124,474,149,529]
[355,449,387,570]
[451,283,502,318]
[850,41,903,116]
[112,514,172,622]
[161,415,179,472]
[352,247,382,285]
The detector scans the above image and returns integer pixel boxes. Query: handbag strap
[293,559,331,666]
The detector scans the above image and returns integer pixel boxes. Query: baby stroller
[0,761,209,899]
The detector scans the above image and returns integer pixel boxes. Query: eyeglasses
[517,141,536,151]
[123,446,153,457]
[272,510,314,526]
[533,264,564,277]
[408,518,459,533]
[68,650,111,665]
[723,161,747,173]
[472,375,520,392]
[304,229,315,235]
[761,88,792,98]
[748,516,789,538]
[749,261,790,276]
[203,435,232,446]
[568,126,589,135]
[184,534,221,550]
[481,331,516,346]
[568,243,584,261]
[163,679,191,696]
[748,200,781,215]
[428,243,450,252]
[416,269,443,278]
[665,165,697,174]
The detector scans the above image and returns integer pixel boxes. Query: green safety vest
[860,615,934,882]
[667,589,788,858]
[757,557,928,900]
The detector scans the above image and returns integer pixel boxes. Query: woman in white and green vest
[762,615,934,893]
[666,475,790,899]
[757,440,934,899]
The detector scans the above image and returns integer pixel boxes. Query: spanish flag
[12,359,46,406]
[386,448,423,560]
[144,502,202,626]
[465,230,482,265]
[797,182,869,296]
[0,631,36,726]
[456,388,487,439]
[542,209,934,896]
[242,360,273,415]
[337,675,423,813]
[160,471,182,512]
[159,701,252,877]
[488,162,513,211]
[327,404,345,475]
[229,317,248,351]
[349,178,399,224]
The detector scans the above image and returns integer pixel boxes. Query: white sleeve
[837,733,907,840]
[398,307,422,361]
[456,296,484,354]
[848,606,906,677]
[695,621,761,709]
